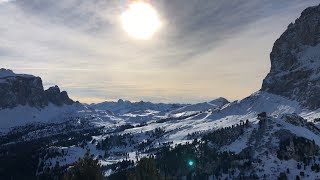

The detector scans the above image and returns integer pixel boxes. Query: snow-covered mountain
[170,97,229,114]
[89,98,229,124]
[0,68,82,131]
[0,68,74,109]
[91,99,184,115]
[2,4,320,180]
[262,5,320,109]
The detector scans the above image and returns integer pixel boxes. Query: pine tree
[63,152,104,180]
[128,157,161,180]
[278,172,287,180]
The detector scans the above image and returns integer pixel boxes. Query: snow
[170,97,229,115]
[220,124,255,153]
[95,90,320,155]
[276,117,320,146]
[5,88,320,178]
[0,103,84,132]
[83,91,315,152]
[297,44,320,72]
[44,145,91,170]
[208,97,229,107]
[255,156,320,179]
[91,99,183,115]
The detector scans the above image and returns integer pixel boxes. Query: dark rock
[261,4,320,109]
[0,68,74,109]
[0,75,48,108]
[45,86,74,106]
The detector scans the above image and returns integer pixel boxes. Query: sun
[120,1,161,40]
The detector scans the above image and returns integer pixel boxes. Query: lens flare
[120,1,161,40]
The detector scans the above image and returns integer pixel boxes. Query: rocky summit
[262,4,320,109]
[0,68,74,109]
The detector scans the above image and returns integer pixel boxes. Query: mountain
[209,97,230,107]
[262,5,320,109]
[0,68,74,109]
[90,98,229,124]
[170,97,229,114]
[91,99,184,114]
[0,68,81,131]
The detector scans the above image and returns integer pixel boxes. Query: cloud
[0,0,319,103]
[0,0,12,4]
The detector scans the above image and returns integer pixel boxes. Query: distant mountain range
[90,99,185,114]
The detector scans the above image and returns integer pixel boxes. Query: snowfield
[0,103,84,132]
[2,90,320,179]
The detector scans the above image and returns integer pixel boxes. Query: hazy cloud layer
[1,0,319,103]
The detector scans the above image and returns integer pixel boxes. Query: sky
[0,0,319,104]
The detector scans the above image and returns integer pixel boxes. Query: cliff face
[261,4,320,109]
[45,85,74,106]
[0,69,74,109]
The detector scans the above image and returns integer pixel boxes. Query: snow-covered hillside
[0,68,78,132]
[0,103,84,132]
[2,81,320,179]
[2,86,320,179]
[16,91,319,179]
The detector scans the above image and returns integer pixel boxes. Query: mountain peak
[0,68,34,78]
[0,68,74,109]
[209,97,229,106]
[117,99,125,103]
[301,4,320,18]
[0,68,15,78]
[261,3,320,109]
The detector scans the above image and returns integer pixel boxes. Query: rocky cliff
[261,4,320,109]
[0,68,74,109]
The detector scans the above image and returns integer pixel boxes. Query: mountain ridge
[0,68,74,109]
[262,3,320,109]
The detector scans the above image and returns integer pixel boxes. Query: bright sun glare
[121,1,161,40]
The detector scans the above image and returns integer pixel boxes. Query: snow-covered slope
[169,97,229,115]
[3,77,320,179]
[31,91,320,179]
[0,103,85,132]
[0,68,78,132]
[2,89,320,179]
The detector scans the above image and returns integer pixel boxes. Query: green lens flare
[188,161,194,166]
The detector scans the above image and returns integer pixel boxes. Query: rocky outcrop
[0,68,74,109]
[261,4,320,109]
[45,86,74,106]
